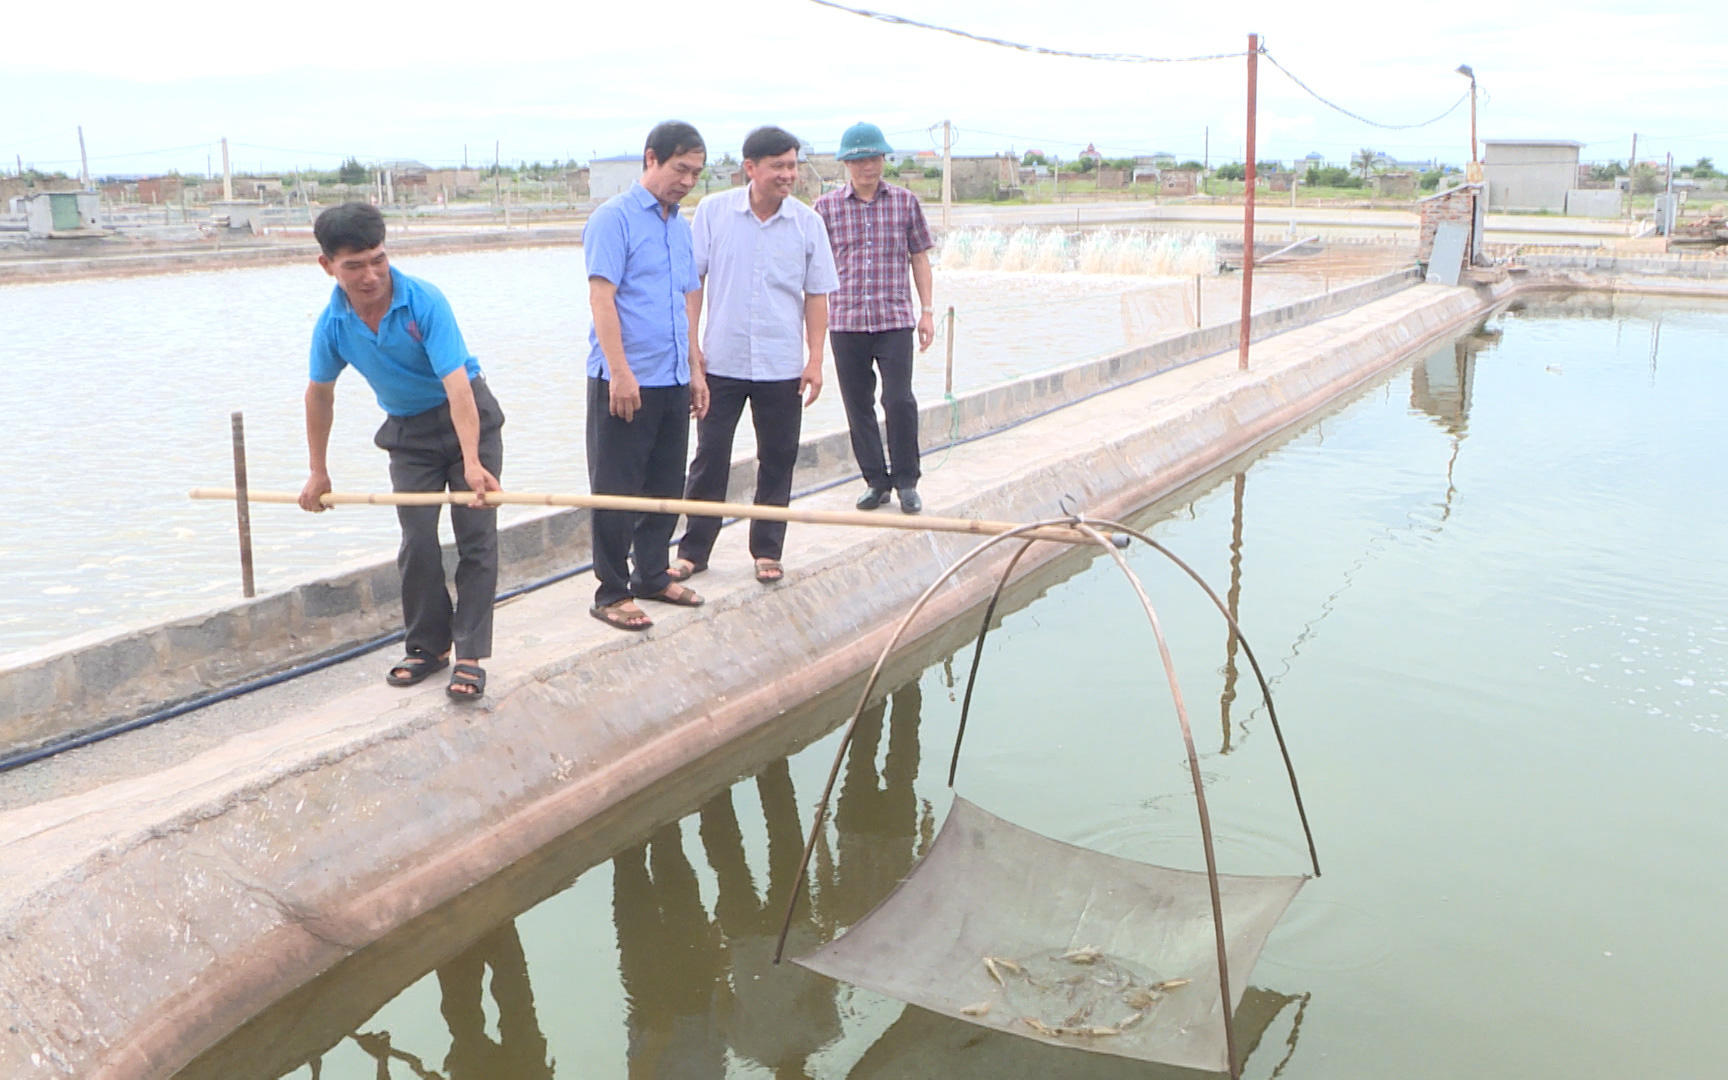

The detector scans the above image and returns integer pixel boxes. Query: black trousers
[374,377,505,660]
[678,374,802,566]
[831,328,919,491]
[586,376,690,607]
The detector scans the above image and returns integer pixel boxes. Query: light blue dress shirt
[691,185,839,382]
[583,182,699,387]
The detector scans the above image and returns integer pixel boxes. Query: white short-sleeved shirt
[692,185,839,382]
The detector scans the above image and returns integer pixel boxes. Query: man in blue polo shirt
[583,120,709,631]
[299,202,505,700]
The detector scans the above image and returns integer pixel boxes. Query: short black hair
[644,120,705,169]
[314,201,385,257]
[742,126,801,163]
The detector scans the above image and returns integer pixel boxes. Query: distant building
[1160,169,1201,198]
[588,155,642,201]
[136,176,185,203]
[422,168,482,195]
[946,154,1018,200]
[1374,171,1418,198]
[1079,143,1104,164]
[1482,140,1583,212]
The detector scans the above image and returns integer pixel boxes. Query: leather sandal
[755,559,785,584]
[590,600,653,631]
[637,583,704,608]
[666,558,705,582]
[447,663,486,701]
[386,649,448,687]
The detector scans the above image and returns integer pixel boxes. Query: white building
[1482,140,1583,212]
[587,156,642,202]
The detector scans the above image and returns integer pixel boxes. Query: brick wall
[1418,184,1482,262]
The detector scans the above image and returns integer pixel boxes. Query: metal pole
[221,137,232,202]
[1469,78,1478,165]
[1239,34,1259,373]
[941,119,953,231]
[1195,274,1203,327]
[230,412,256,598]
[77,125,90,190]
[944,305,956,395]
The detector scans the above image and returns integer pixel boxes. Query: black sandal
[447,662,486,701]
[386,649,448,687]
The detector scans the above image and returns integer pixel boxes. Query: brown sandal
[666,558,705,582]
[590,600,652,631]
[755,559,784,584]
[637,582,704,608]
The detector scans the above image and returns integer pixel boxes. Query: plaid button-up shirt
[814,181,933,333]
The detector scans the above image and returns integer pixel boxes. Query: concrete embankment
[1,274,1514,1080]
[0,227,584,285]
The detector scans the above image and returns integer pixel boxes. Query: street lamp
[1456,64,1478,169]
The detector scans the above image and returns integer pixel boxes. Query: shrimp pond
[176,293,1728,1079]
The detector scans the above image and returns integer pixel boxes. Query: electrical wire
[1259,50,1471,131]
[800,0,1245,63]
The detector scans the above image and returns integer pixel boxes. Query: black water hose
[0,365,1181,777]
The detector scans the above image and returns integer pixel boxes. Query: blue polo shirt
[583,182,698,387]
[310,267,482,417]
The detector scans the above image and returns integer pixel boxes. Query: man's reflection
[613,825,728,1078]
[825,682,932,929]
[434,921,553,1079]
[699,760,841,1078]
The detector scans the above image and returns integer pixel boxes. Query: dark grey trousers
[678,374,802,567]
[586,376,690,608]
[374,377,505,660]
[831,328,920,491]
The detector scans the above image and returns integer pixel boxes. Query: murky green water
[184,295,1728,1079]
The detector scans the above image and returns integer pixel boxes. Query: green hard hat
[837,122,893,161]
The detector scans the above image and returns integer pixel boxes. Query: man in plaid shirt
[814,122,936,515]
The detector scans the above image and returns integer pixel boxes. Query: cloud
[4,0,1724,173]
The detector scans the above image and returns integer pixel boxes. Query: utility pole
[494,140,502,216]
[221,137,233,202]
[77,126,90,190]
[941,119,953,231]
[1239,33,1260,376]
[1204,126,1210,172]
[16,153,22,177]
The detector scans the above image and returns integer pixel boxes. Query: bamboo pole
[189,489,1124,547]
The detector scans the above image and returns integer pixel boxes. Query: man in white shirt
[672,126,839,585]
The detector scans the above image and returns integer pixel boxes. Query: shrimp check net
[795,798,1306,1073]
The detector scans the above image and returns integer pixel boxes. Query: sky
[5,0,1725,178]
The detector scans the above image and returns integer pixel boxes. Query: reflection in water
[435,923,553,1079]
[701,761,842,1078]
[614,826,728,1077]
[1411,328,1486,521]
[848,986,1306,1079]
[606,679,1305,1079]
[1219,472,1248,755]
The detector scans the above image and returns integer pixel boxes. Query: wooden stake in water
[230,411,256,598]
[944,305,956,395]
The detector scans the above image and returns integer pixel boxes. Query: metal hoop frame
[773,514,1322,1079]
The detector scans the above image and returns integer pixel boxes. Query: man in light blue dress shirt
[671,126,839,585]
[584,121,710,631]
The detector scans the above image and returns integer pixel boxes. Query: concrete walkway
[0,280,1502,1080]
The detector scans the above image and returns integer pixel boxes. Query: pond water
[3,245,1382,654]
[182,294,1728,1079]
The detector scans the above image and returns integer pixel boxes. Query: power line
[1258,50,1471,130]
[800,0,1245,63]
